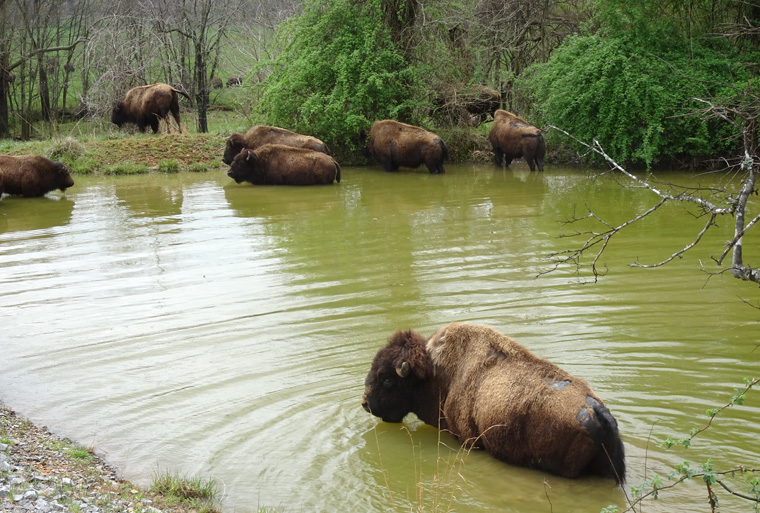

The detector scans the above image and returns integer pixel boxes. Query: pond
[1,163,758,512]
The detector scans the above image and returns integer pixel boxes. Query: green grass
[151,470,221,513]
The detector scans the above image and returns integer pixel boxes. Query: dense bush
[256,0,424,162]
[517,34,743,167]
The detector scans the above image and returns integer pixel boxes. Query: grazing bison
[111,83,192,134]
[488,110,546,172]
[0,155,75,197]
[227,75,242,87]
[362,322,626,483]
[227,144,340,186]
[222,125,331,165]
[210,76,223,90]
[367,120,448,174]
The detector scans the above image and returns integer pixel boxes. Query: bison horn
[245,151,251,161]
[396,361,410,378]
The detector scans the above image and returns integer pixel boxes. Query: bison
[227,144,340,186]
[366,120,449,174]
[111,83,192,134]
[362,322,626,483]
[0,155,75,197]
[222,125,331,165]
[488,110,546,172]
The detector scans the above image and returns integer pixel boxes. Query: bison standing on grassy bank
[367,120,448,174]
[222,126,331,165]
[111,83,192,134]
[362,322,626,483]
[488,110,545,172]
[227,144,340,186]
[0,155,75,197]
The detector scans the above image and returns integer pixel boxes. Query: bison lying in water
[222,125,331,165]
[227,144,340,186]
[0,155,75,197]
[111,83,192,134]
[362,322,626,483]
[488,110,545,172]
[367,120,449,174]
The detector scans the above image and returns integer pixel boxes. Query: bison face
[55,163,75,191]
[222,134,246,165]
[110,103,124,127]
[362,330,432,423]
[227,149,257,184]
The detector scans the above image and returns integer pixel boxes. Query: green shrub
[256,0,424,158]
[102,162,150,175]
[517,34,741,167]
[157,159,180,173]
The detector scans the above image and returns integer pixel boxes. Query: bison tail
[438,138,450,162]
[591,400,626,485]
[172,87,193,104]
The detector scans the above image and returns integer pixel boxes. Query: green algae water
[1,164,758,512]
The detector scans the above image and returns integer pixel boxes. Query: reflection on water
[1,165,758,512]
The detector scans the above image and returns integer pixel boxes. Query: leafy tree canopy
[256,0,423,160]
[517,4,757,167]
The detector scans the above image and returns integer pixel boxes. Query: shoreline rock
[0,402,204,513]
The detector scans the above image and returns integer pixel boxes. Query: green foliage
[157,160,180,174]
[151,470,220,513]
[518,34,742,167]
[101,163,150,176]
[256,0,424,159]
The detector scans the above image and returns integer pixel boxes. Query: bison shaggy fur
[362,322,626,483]
[227,144,340,186]
[0,155,75,197]
[111,83,192,134]
[222,125,331,165]
[488,109,546,172]
[367,120,449,174]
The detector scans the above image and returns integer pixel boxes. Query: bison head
[362,329,433,423]
[222,134,246,165]
[110,102,125,127]
[227,149,258,184]
[54,161,75,191]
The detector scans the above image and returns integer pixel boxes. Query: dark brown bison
[362,322,626,483]
[210,76,223,90]
[227,144,340,186]
[367,120,449,174]
[227,76,242,87]
[0,155,75,197]
[488,110,546,172]
[222,125,331,165]
[111,83,192,134]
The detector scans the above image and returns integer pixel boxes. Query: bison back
[255,144,339,185]
[244,126,329,154]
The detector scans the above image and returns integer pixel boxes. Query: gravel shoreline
[0,402,209,513]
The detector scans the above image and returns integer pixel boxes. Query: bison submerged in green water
[363,322,625,483]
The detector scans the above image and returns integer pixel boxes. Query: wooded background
[0,0,758,168]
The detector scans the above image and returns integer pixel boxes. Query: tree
[256,0,423,159]
[148,0,244,133]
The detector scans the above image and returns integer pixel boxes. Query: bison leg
[492,147,504,166]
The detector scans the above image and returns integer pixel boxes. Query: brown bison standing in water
[488,110,546,172]
[227,144,340,186]
[222,126,331,165]
[362,322,626,483]
[367,120,449,174]
[0,155,75,197]
[111,83,192,134]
